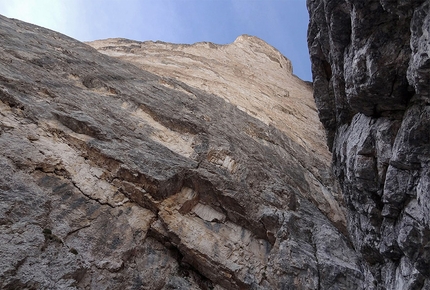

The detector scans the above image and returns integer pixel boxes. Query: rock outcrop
[0,15,360,289]
[87,35,346,230]
[308,0,430,288]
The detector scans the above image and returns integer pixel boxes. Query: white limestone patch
[192,203,226,222]
[36,125,129,207]
[124,103,195,158]
[207,150,237,173]
[155,187,272,285]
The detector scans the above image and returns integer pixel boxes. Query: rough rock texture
[87,35,346,231]
[0,15,361,289]
[308,0,430,289]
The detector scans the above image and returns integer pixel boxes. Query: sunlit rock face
[87,35,347,232]
[308,0,430,288]
[0,14,363,289]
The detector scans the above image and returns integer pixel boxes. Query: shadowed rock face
[308,0,430,288]
[87,35,347,231]
[0,15,361,289]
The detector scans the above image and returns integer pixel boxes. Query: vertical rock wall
[0,14,362,289]
[308,0,430,288]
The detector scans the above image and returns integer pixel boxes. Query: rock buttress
[308,0,430,288]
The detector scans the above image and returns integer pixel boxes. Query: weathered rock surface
[0,15,360,289]
[308,0,430,288]
[87,35,347,232]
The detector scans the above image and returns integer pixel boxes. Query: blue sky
[0,0,311,80]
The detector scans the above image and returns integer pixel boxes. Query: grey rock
[0,14,359,289]
[308,0,430,288]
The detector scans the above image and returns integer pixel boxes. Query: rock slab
[0,15,359,289]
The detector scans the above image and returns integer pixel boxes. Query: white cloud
[0,0,83,38]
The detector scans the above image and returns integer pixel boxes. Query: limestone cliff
[308,0,430,288]
[87,35,346,230]
[0,15,360,289]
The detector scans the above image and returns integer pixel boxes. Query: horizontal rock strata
[1,15,359,289]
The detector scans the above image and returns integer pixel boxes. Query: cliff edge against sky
[0,14,355,289]
[0,0,429,288]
